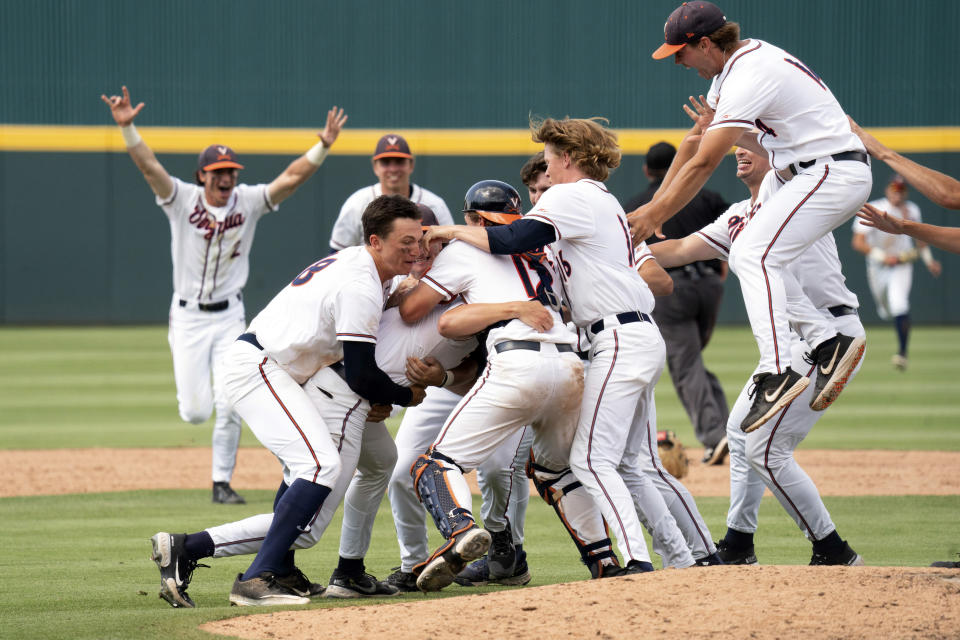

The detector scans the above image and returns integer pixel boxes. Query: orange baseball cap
[373,134,413,160]
[198,144,244,171]
[652,2,727,60]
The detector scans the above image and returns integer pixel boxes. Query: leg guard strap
[411,453,474,539]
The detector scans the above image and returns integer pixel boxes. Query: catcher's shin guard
[411,452,475,540]
[527,456,619,576]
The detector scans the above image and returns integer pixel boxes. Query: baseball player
[102,86,347,504]
[651,134,866,566]
[632,2,871,434]
[328,134,452,252]
[148,195,427,608]
[852,176,941,370]
[400,179,628,591]
[424,119,717,573]
[625,141,731,465]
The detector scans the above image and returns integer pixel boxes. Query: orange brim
[477,211,522,225]
[373,152,413,160]
[202,161,244,171]
[652,42,686,60]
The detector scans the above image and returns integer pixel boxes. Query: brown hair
[520,151,547,187]
[361,195,421,245]
[530,117,621,181]
[707,22,741,54]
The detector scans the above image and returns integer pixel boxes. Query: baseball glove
[657,430,689,479]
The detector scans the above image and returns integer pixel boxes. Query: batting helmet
[463,180,523,225]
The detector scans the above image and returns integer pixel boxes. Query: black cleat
[384,568,420,592]
[809,541,863,566]
[715,539,758,565]
[741,368,809,433]
[229,572,310,606]
[275,566,325,597]
[702,435,729,465]
[212,482,246,504]
[808,334,866,411]
[322,569,400,598]
[150,532,205,608]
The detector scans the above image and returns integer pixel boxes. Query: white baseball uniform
[852,197,923,319]
[707,39,872,373]
[695,171,864,542]
[159,177,277,484]
[527,179,697,568]
[329,184,452,251]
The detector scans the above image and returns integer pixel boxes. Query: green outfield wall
[2,0,959,324]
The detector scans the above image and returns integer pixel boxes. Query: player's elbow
[436,313,469,340]
[650,275,674,297]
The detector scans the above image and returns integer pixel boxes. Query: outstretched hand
[682,94,714,134]
[100,85,144,127]
[847,116,883,158]
[627,206,663,244]
[319,106,348,147]
[857,202,904,235]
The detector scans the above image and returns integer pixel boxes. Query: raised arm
[858,203,960,257]
[849,117,960,210]
[649,235,724,269]
[267,106,348,205]
[437,300,553,340]
[101,86,174,200]
[637,258,673,297]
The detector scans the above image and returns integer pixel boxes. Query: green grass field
[1,325,958,639]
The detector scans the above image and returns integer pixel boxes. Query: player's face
[410,236,443,279]
[886,184,908,206]
[526,171,550,206]
[373,157,415,194]
[674,40,721,79]
[543,144,574,186]
[371,217,424,279]
[735,147,770,184]
[200,168,238,207]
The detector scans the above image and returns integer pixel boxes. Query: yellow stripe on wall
[2,124,960,155]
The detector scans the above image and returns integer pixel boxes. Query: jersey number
[784,58,826,90]
[511,254,561,310]
[292,257,337,286]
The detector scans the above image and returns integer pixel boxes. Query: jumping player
[148,195,426,607]
[632,2,870,433]
[852,176,941,370]
[328,134,452,252]
[102,85,347,504]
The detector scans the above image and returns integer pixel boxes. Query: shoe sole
[417,529,491,592]
[705,439,729,465]
[810,337,866,411]
[150,533,194,609]
[493,569,532,586]
[742,376,810,433]
[229,593,310,606]
[321,584,400,599]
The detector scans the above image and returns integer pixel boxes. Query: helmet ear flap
[462,180,523,225]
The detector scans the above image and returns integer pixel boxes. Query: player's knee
[179,404,212,424]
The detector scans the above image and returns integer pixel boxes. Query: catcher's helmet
[463,180,523,225]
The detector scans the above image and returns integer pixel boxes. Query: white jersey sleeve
[525,183,597,240]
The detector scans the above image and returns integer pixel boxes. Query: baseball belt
[179,292,241,312]
[328,360,348,381]
[827,304,859,318]
[494,340,574,354]
[780,150,869,181]
[589,311,652,336]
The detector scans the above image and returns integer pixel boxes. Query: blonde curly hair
[530,117,621,181]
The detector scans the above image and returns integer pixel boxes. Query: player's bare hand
[928,259,943,278]
[682,94,714,133]
[319,106,348,147]
[407,385,427,407]
[406,356,445,387]
[367,404,393,422]
[847,116,886,160]
[857,202,904,235]
[627,206,664,244]
[422,226,457,245]
[515,300,554,333]
[100,85,144,127]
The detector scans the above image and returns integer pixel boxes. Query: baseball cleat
[487,528,517,579]
[702,435,729,465]
[741,368,809,433]
[384,568,420,592]
[212,482,246,504]
[809,541,864,566]
[891,353,908,371]
[808,334,865,411]
[621,560,654,574]
[150,532,201,608]
[322,569,399,598]
[229,572,311,606]
[453,548,532,587]
[416,526,491,592]
[715,539,758,565]
[274,566,325,598]
[929,555,960,569]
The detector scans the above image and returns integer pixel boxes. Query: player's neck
[381,181,412,198]
[366,246,398,283]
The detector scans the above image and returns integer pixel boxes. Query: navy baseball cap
[373,134,413,161]
[652,2,727,60]
[198,144,244,171]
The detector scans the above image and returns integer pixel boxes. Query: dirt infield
[2,446,958,497]
[5,447,958,639]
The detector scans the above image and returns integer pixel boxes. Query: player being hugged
[101,86,347,504]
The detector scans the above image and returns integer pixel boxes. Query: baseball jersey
[852,197,922,259]
[375,301,478,386]
[420,239,576,352]
[247,246,389,384]
[706,39,865,171]
[329,183,452,250]
[526,179,654,327]
[696,171,858,310]
[158,178,276,303]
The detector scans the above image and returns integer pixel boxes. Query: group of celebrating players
[102,1,942,608]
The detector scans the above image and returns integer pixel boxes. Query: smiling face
[373,157,415,196]
[199,168,238,207]
[369,217,423,280]
[735,147,771,187]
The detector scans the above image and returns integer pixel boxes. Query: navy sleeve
[341,341,414,406]
[486,218,557,255]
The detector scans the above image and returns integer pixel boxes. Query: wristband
[919,246,934,267]
[868,247,886,263]
[440,370,456,388]
[120,123,142,147]
[305,140,330,166]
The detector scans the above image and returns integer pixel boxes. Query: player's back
[527,180,654,327]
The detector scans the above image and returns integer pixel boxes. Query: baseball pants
[726,313,865,541]
[570,320,693,567]
[728,161,871,373]
[168,297,246,483]
[866,262,912,320]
